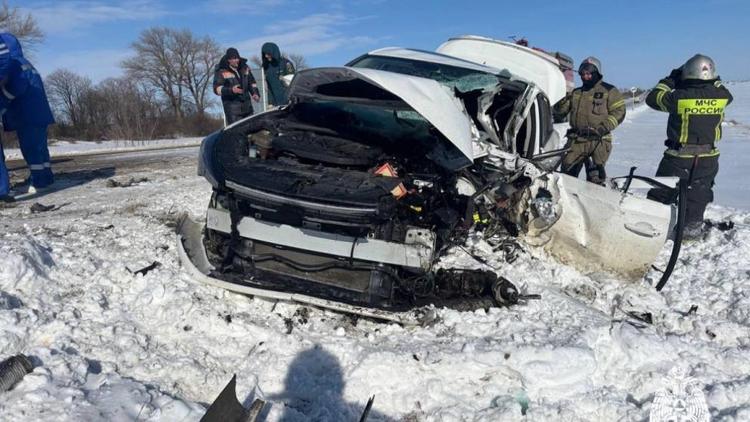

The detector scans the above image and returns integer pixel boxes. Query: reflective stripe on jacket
[554,79,626,141]
[646,77,733,157]
[212,57,259,103]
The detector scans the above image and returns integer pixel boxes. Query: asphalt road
[6,145,200,186]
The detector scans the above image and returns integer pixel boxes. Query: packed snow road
[5,145,200,187]
[1,87,750,421]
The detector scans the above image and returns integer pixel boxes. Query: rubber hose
[0,354,33,391]
[656,178,687,291]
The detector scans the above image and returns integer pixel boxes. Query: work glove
[668,67,683,82]
[579,126,608,138]
[658,77,676,90]
[593,126,609,137]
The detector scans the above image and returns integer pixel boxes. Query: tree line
[1,2,307,142]
[47,28,224,141]
[46,27,308,141]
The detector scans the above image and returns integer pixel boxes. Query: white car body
[437,35,568,104]
[347,47,674,280]
[186,43,676,318]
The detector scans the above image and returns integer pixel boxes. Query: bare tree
[285,53,308,70]
[46,69,92,128]
[98,76,161,140]
[123,27,185,121]
[173,30,221,116]
[0,1,44,51]
[45,68,167,141]
[250,52,308,70]
[124,27,224,120]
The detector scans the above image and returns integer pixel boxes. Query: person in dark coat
[0,32,55,202]
[213,47,260,125]
[261,42,295,106]
[645,54,733,239]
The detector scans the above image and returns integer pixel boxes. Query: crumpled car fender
[521,173,673,280]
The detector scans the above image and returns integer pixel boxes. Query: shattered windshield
[350,55,500,92]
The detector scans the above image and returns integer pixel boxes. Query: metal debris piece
[201,375,265,422]
[30,203,57,213]
[106,177,150,188]
[127,261,161,276]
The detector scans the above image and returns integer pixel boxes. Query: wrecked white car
[178,46,679,322]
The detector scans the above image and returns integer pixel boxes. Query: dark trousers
[223,101,253,125]
[0,140,8,195]
[647,153,719,225]
[17,125,54,188]
[560,138,612,184]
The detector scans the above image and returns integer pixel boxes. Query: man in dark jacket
[554,57,626,184]
[213,47,260,125]
[0,32,55,202]
[645,54,733,238]
[261,42,295,106]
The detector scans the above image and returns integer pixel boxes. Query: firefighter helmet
[682,54,717,81]
[578,56,602,75]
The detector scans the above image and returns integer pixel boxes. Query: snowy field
[1,83,749,421]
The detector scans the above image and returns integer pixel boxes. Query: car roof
[362,47,505,75]
[447,35,562,66]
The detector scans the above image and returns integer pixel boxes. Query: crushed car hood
[288,67,476,162]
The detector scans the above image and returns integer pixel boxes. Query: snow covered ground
[1,84,749,421]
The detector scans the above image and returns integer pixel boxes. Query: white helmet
[578,56,602,75]
[682,54,717,80]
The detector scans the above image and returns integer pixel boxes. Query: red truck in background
[514,38,575,93]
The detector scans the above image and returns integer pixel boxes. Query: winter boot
[27,184,54,195]
[682,221,706,241]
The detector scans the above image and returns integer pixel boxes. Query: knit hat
[226,47,240,59]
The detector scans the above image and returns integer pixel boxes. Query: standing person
[213,47,260,125]
[645,54,733,238]
[0,32,55,200]
[554,57,626,184]
[261,42,295,107]
[0,132,11,203]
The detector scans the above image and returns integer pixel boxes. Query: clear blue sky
[15,0,750,88]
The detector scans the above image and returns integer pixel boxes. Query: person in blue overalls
[0,32,55,202]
